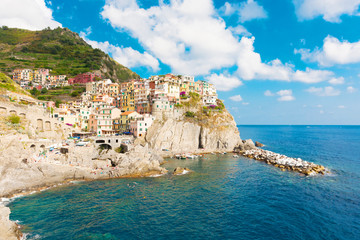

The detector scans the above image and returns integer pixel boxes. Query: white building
[130,114,155,137]
[203,95,218,105]
[181,75,194,83]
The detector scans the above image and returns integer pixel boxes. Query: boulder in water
[255,141,264,147]
[173,167,191,175]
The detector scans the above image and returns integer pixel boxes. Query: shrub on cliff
[174,103,183,108]
[185,111,195,118]
[8,114,20,124]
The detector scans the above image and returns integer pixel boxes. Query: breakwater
[241,148,328,175]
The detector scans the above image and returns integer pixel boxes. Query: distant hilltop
[0,26,139,82]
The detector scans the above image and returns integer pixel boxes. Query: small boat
[233,155,239,158]
[180,154,187,159]
[186,154,195,159]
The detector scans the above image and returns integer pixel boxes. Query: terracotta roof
[121,111,136,116]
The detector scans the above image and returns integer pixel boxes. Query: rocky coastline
[239,148,328,176]
[0,98,329,239]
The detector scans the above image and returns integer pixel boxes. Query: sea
[7,125,360,240]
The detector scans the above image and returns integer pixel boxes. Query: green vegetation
[174,103,183,108]
[216,99,225,109]
[115,146,124,153]
[185,111,195,118]
[55,100,62,108]
[182,91,202,108]
[189,92,200,101]
[0,72,30,95]
[7,114,20,124]
[29,85,86,102]
[0,27,139,81]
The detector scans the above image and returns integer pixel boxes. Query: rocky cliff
[145,96,245,155]
[0,99,166,239]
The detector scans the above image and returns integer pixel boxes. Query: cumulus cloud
[292,68,334,83]
[329,77,345,85]
[347,86,357,93]
[277,89,295,101]
[0,0,61,30]
[205,73,243,91]
[306,86,341,96]
[295,36,360,66]
[293,0,360,22]
[227,25,251,37]
[236,38,334,83]
[80,31,159,71]
[229,95,243,102]
[102,0,240,75]
[264,90,274,96]
[101,0,334,88]
[221,0,268,22]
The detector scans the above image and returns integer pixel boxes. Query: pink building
[68,72,101,85]
[47,101,55,108]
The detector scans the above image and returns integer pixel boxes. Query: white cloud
[205,73,243,91]
[292,68,334,83]
[102,0,240,75]
[237,38,334,83]
[221,1,267,22]
[295,36,360,66]
[293,0,360,22]
[316,104,323,108]
[277,89,295,101]
[227,25,251,37]
[80,31,159,71]
[306,86,341,96]
[338,105,346,109]
[320,110,325,114]
[347,86,357,93]
[329,77,345,85]
[264,90,274,96]
[242,102,249,105]
[229,95,243,102]
[0,0,61,30]
[101,0,334,87]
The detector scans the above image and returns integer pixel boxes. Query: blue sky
[1,0,360,125]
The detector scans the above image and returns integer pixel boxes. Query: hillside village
[10,69,218,138]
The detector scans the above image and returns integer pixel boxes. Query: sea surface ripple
[8,125,360,240]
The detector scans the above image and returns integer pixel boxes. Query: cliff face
[145,105,243,155]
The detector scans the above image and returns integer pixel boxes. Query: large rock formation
[145,103,244,155]
[0,204,21,240]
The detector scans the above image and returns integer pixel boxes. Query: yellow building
[120,81,135,111]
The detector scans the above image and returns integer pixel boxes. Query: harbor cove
[5,125,360,240]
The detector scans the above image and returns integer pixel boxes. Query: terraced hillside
[0,27,139,82]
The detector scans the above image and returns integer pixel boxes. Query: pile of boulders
[241,149,328,176]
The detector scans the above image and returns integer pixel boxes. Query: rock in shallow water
[173,167,192,175]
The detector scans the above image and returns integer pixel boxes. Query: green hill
[0,72,30,96]
[0,26,140,82]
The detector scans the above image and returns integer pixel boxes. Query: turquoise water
[8,125,360,240]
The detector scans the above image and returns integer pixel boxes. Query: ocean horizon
[8,125,360,240]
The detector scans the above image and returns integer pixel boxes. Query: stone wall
[0,101,72,140]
